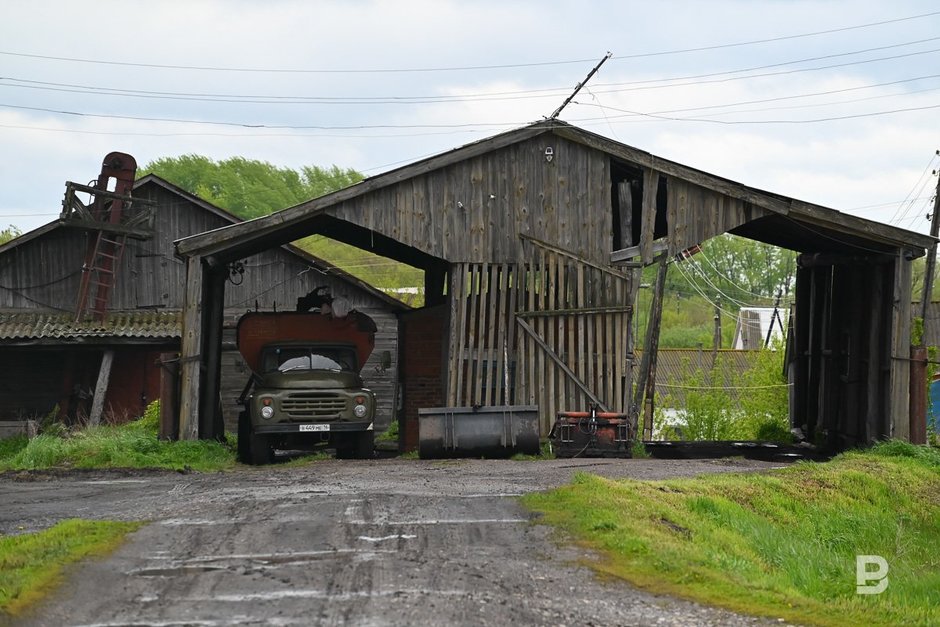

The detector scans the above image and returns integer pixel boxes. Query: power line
[589,46,940,97]
[579,102,940,126]
[0,103,529,130]
[2,10,936,74]
[4,37,939,107]
[889,153,940,224]
[572,74,940,123]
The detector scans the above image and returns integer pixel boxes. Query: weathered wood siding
[0,180,402,430]
[326,135,613,265]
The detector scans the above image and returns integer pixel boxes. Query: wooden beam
[889,251,912,441]
[516,317,608,411]
[199,269,226,441]
[633,254,668,439]
[88,350,114,427]
[520,234,635,279]
[611,239,669,265]
[178,256,204,440]
[517,305,633,317]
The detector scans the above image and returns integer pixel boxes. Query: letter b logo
[856,555,889,595]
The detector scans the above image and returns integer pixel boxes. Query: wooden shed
[174,120,935,450]
[0,174,406,431]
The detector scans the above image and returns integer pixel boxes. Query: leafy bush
[653,345,790,442]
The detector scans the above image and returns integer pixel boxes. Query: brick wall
[399,304,447,451]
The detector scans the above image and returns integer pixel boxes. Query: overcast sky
[2,1,939,236]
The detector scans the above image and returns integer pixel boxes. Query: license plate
[299,424,330,432]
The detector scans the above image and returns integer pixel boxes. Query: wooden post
[88,350,114,426]
[910,345,928,445]
[158,353,180,440]
[712,301,721,357]
[178,256,204,440]
[633,254,668,440]
[890,252,912,441]
[919,164,940,322]
[199,268,226,441]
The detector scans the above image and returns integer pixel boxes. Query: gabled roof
[174,120,935,262]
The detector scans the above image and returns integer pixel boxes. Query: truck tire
[336,431,374,460]
[238,411,274,465]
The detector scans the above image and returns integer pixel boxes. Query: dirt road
[2,457,785,626]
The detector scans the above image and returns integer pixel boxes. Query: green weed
[523,441,940,626]
[0,401,235,472]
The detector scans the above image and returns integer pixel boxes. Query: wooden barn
[0,171,406,432]
[174,120,935,451]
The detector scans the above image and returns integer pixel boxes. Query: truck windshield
[263,347,357,373]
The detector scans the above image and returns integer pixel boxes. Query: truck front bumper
[254,421,373,435]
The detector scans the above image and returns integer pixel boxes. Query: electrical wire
[889,154,939,224]
[4,36,939,105]
[2,10,936,73]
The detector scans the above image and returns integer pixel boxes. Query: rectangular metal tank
[417,405,540,459]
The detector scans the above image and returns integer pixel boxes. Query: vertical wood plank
[447,264,464,406]
[88,349,114,427]
[454,263,470,407]
[640,169,658,264]
[179,256,203,441]
[890,252,912,440]
[465,264,481,405]
[576,263,586,410]
[483,264,499,405]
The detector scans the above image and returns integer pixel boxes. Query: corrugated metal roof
[0,310,181,341]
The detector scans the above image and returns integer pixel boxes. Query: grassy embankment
[0,519,143,616]
[0,402,235,472]
[523,441,940,627]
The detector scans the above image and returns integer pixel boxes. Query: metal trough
[417,405,540,459]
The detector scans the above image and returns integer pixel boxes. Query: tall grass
[523,441,940,626]
[0,402,235,472]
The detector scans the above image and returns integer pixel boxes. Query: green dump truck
[236,288,378,464]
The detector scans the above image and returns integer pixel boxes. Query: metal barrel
[418,405,540,459]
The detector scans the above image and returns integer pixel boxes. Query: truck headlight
[354,403,368,418]
[260,405,275,420]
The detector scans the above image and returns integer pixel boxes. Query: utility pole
[919,151,940,323]
[712,300,721,358]
[549,52,612,120]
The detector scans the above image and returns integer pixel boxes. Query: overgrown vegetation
[0,402,236,472]
[653,340,791,441]
[523,441,940,626]
[0,519,143,616]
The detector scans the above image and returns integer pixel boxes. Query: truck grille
[280,392,347,420]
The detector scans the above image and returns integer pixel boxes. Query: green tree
[0,225,21,246]
[139,156,363,219]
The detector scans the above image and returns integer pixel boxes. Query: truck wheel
[238,411,273,465]
[336,431,374,460]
